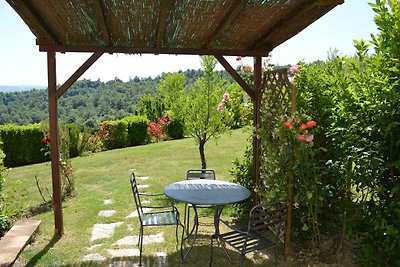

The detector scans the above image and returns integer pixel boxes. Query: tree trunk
[199,140,206,169]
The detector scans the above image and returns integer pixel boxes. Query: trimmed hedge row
[0,115,183,167]
[0,124,47,167]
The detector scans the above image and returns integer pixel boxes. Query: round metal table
[164,179,251,266]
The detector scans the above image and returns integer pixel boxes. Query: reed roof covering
[7,0,343,56]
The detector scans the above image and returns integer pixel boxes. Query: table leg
[210,206,232,266]
[181,205,199,261]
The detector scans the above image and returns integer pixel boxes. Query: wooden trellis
[259,68,296,258]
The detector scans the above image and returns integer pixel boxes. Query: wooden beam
[252,56,262,205]
[56,52,103,99]
[248,0,311,50]
[16,0,61,44]
[315,0,344,6]
[47,51,63,236]
[155,0,174,48]
[201,0,246,49]
[93,0,111,46]
[38,45,270,57]
[215,55,254,99]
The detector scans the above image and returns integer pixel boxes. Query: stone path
[83,175,168,266]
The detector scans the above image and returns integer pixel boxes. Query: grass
[4,128,277,266]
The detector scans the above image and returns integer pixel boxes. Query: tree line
[0,69,232,128]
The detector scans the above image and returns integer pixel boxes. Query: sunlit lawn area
[4,128,278,266]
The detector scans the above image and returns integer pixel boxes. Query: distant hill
[0,85,47,93]
[0,69,234,128]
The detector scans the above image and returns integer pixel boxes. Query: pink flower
[217,102,224,112]
[305,135,314,143]
[236,56,242,61]
[283,120,294,129]
[297,134,306,142]
[290,64,299,73]
[268,52,273,57]
[223,92,229,102]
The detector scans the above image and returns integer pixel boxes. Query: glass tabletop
[164,179,251,206]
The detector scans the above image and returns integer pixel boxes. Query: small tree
[164,56,232,168]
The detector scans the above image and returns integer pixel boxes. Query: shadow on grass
[25,234,61,266]
[44,245,274,267]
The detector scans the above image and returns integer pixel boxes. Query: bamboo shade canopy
[7,0,343,56]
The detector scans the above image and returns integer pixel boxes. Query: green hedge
[101,120,128,150]
[0,141,8,234]
[0,124,46,167]
[167,119,184,139]
[122,115,150,146]
[65,123,80,158]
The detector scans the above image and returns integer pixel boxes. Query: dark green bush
[100,120,128,150]
[167,119,184,139]
[122,115,150,146]
[0,124,46,167]
[0,141,10,235]
[65,123,80,158]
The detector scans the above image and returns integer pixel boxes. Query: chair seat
[219,230,276,254]
[141,210,179,226]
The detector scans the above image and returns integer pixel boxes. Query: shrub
[99,120,128,150]
[122,115,150,146]
[0,140,10,235]
[0,124,46,167]
[65,123,80,158]
[166,119,184,139]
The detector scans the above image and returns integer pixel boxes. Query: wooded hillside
[0,69,230,128]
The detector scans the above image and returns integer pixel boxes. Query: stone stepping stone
[104,199,113,205]
[87,244,104,251]
[98,210,117,217]
[155,252,168,267]
[137,176,149,180]
[125,208,152,219]
[137,184,149,189]
[114,233,164,246]
[82,253,105,262]
[91,222,123,241]
[127,224,134,231]
[107,248,140,258]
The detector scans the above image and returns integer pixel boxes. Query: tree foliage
[159,56,234,168]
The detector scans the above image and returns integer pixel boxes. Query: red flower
[236,56,242,61]
[41,136,50,145]
[306,120,317,129]
[283,120,294,129]
[299,123,307,131]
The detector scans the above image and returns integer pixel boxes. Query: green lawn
[4,128,276,266]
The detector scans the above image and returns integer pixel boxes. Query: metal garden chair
[219,199,288,267]
[129,171,184,266]
[184,169,216,234]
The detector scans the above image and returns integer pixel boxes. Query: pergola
[7,0,343,236]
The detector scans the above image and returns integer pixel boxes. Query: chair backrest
[248,199,288,241]
[129,171,143,217]
[186,169,215,180]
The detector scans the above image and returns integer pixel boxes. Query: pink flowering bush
[148,115,169,142]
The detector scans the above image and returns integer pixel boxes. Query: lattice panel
[258,68,297,193]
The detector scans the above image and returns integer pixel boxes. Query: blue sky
[0,0,377,86]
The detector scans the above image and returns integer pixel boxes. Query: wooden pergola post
[46,51,103,235]
[252,56,262,204]
[47,51,63,236]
